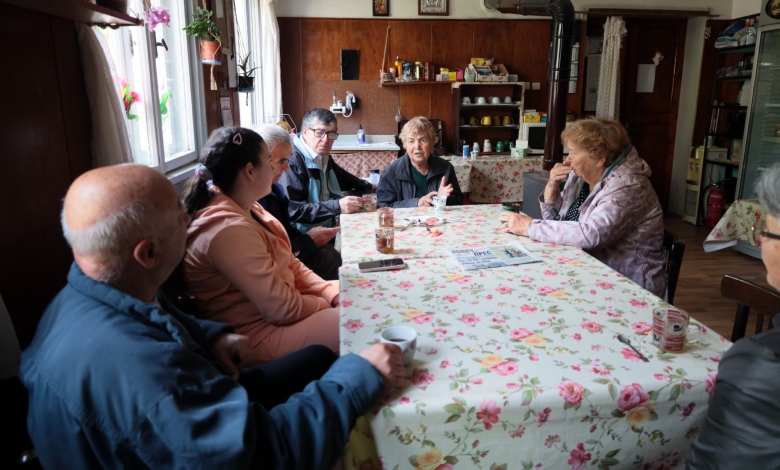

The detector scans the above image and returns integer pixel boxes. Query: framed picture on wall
[373,0,389,16]
[418,0,449,16]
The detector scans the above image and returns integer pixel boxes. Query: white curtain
[76,24,134,167]
[596,16,627,120]
[260,0,282,122]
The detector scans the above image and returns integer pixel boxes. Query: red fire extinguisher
[706,187,726,228]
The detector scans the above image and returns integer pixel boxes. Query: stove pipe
[518,0,575,170]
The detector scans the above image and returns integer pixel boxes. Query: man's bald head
[62,164,179,283]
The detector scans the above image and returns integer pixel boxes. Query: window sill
[165,163,197,185]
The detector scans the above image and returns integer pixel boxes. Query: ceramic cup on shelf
[495,141,506,152]
[480,116,492,126]
[462,96,472,105]
[469,116,479,126]
[491,116,501,126]
[502,116,515,126]
[483,139,492,152]
[489,96,501,104]
[476,96,487,104]
[503,96,513,103]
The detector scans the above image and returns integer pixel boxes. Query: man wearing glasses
[280,108,373,237]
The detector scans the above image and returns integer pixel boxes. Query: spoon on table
[617,334,650,362]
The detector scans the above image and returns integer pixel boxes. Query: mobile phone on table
[358,258,407,273]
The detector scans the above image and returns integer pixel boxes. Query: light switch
[531,82,541,90]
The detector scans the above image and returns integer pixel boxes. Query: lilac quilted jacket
[527,148,668,298]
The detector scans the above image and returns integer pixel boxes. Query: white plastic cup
[380,326,417,366]
[432,195,446,211]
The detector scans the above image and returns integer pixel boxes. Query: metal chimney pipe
[518,0,575,170]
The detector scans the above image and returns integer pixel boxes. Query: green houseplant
[237,52,259,92]
[183,6,222,63]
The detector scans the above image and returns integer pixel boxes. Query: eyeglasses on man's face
[308,127,339,141]
[752,218,780,245]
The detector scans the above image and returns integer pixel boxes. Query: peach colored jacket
[183,193,339,347]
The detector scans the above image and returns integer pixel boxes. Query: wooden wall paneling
[399,86,432,122]
[431,20,473,71]
[301,19,345,81]
[0,5,90,347]
[345,19,388,80]
[389,20,433,64]
[512,20,551,112]
[430,84,455,149]
[279,18,304,130]
[473,21,515,71]
[305,80,399,135]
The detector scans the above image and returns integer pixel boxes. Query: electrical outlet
[531,82,541,90]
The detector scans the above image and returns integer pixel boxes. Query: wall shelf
[1,0,142,27]
[380,81,452,87]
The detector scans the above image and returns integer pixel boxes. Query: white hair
[61,201,163,283]
[756,163,780,219]
[254,123,291,152]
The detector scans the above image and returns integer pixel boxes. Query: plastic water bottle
[357,125,365,144]
[746,19,757,45]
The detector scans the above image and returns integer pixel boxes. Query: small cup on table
[380,326,417,366]
[432,195,447,211]
[375,227,394,253]
[652,307,701,352]
[378,207,394,227]
[362,193,377,211]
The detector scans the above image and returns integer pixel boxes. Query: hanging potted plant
[182,6,222,64]
[237,52,259,92]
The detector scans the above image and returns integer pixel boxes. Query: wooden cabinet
[451,82,525,156]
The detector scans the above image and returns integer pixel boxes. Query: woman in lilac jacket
[499,117,668,298]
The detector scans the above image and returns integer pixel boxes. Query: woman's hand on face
[544,163,571,203]
[498,212,532,237]
[418,192,437,207]
[437,176,453,198]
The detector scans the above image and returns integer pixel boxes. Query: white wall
[732,0,760,19]
[276,0,734,19]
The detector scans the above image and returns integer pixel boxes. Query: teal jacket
[20,263,383,469]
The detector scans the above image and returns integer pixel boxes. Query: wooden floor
[664,217,771,340]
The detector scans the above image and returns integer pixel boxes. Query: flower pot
[201,40,221,64]
[237,75,255,92]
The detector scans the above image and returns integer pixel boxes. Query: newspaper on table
[448,243,540,271]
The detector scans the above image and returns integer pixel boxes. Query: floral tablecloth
[339,205,516,265]
[338,207,730,470]
[447,157,543,203]
[703,199,764,252]
[332,150,399,179]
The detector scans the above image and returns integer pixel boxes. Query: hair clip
[195,163,213,183]
[233,133,243,145]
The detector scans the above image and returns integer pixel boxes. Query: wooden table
[339,205,730,470]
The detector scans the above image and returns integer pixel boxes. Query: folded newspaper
[448,243,540,270]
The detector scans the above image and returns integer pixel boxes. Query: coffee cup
[502,116,515,126]
[476,96,487,104]
[469,116,479,126]
[480,116,492,126]
[491,116,501,126]
[495,141,505,152]
[462,96,472,105]
[432,195,447,211]
[380,326,417,366]
[489,96,500,104]
[375,227,394,253]
[483,140,492,152]
[652,307,701,352]
[503,96,513,103]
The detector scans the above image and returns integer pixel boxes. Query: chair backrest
[722,274,780,342]
[662,230,685,304]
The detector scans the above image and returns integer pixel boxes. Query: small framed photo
[418,0,449,16]
[373,0,389,17]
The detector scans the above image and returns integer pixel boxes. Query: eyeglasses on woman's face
[308,128,339,141]
[752,218,780,245]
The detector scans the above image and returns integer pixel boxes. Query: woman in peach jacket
[182,127,340,362]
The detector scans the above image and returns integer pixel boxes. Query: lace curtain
[596,16,627,120]
[260,0,282,122]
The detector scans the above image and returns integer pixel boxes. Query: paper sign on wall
[220,97,233,126]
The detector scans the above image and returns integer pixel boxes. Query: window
[97,0,206,175]
[234,0,263,127]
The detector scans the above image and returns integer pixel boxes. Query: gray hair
[61,201,163,283]
[301,108,337,131]
[756,163,780,219]
[254,123,291,152]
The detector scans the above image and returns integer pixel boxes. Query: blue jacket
[280,134,372,232]
[20,263,384,469]
[376,154,464,208]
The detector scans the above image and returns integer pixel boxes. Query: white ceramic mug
[489,96,501,104]
[432,195,447,211]
[503,96,513,103]
[476,96,487,104]
[462,96,472,105]
[380,326,417,366]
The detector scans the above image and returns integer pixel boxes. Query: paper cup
[432,195,446,211]
[380,326,417,366]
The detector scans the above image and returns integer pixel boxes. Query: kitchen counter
[331,134,400,152]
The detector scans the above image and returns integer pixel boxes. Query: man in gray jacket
[686,163,780,468]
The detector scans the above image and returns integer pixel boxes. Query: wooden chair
[722,275,780,342]
[663,230,686,304]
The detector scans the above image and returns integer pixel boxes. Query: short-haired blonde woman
[499,117,668,298]
[376,116,463,208]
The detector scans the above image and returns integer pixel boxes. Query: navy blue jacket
[259,182,320,263]
[20,263,384,469]
[376,154,464,208]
